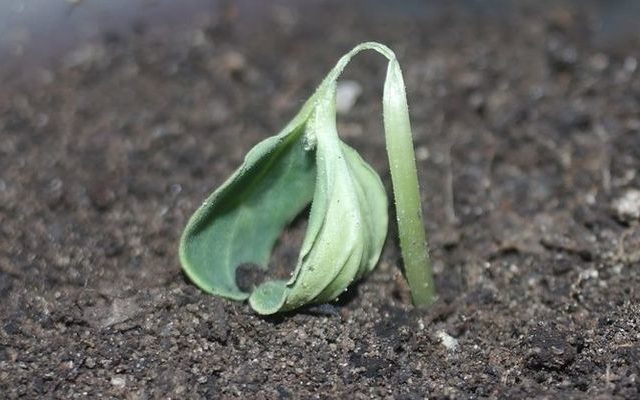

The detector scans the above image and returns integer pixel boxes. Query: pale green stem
[382,59,436,307]
[314,42,436,306]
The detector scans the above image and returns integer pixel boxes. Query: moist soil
[1,1,639,398]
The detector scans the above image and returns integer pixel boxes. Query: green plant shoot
[179,42,435,314]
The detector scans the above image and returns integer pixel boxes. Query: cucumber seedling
[180,42,436,314]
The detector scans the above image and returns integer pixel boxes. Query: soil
[1,1,639,398]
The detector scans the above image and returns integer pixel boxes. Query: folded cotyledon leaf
[180,42,431,314]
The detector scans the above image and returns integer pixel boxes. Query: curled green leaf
[248,81,388,314]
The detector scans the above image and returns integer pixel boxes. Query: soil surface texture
[1,1,639,398]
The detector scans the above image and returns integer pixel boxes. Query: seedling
[179,42,435,314]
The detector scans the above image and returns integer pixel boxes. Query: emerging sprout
[179,42,435,314]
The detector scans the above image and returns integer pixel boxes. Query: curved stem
[316,43,437,306]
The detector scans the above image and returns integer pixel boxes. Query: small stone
[415,146,430,161]
[623,56,638,74]
[84,357,96,369]
[612,189,640,223]
[111,376,125,388]
[336,80,362,114]
[436,330,459,351]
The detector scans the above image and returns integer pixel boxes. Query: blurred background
[2,0,640,80]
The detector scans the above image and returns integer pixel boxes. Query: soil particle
[525,323,577,372]
[88,180,118,211]
[612,189,640,223]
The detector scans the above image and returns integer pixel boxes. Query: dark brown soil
[1,1,639,398]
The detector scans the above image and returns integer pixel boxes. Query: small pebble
[336,80,362,114]
[84,357,96,369]
[111,376,125,388]
[612,189,640,222]
[623,56,637,74]
[415,146,430,161]
[436,330,459,351]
